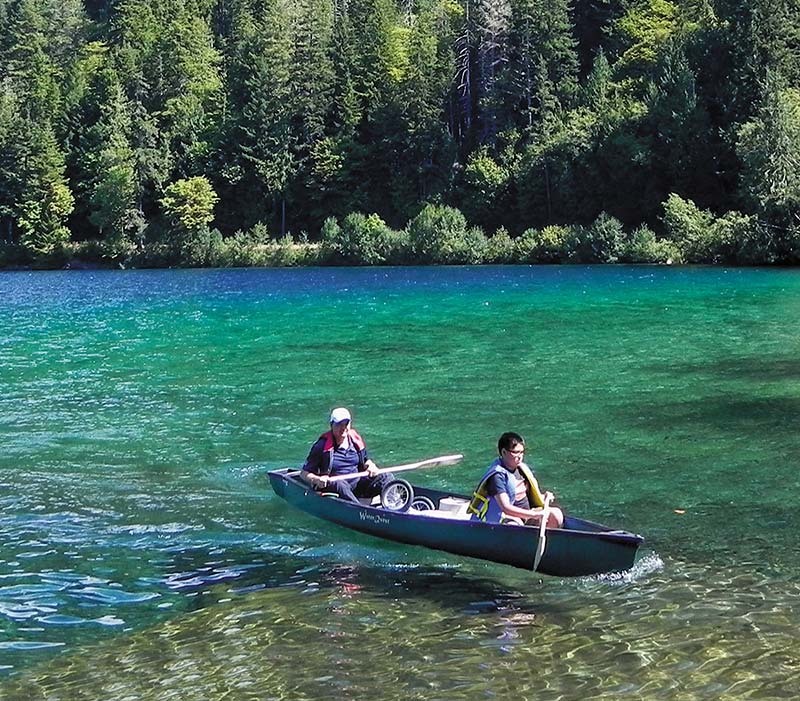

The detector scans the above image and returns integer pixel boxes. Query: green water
[1,266,799,699]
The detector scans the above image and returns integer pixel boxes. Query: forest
[0,0,799,268]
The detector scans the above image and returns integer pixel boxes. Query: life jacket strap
[467,491,490,520]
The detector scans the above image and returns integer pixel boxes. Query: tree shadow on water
[625,395,800,435]
[648,355,800,384]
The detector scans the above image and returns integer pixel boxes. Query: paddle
[533,492,553,572]
[327,454,463,483]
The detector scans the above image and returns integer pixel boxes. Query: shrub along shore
[2,195,798,270]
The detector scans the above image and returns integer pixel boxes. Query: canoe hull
[268,469,643,577]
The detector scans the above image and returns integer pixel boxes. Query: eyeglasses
[505,448,525,456]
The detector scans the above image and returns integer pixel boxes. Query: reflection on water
[2,557,799,701]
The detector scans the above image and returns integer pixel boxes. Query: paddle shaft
[326,454,463,483]
[533,493,554,572]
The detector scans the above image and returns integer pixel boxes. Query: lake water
[1,266,799,700]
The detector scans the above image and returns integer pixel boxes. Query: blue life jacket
[468,459,544,522]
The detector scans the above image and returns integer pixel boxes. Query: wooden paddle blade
[533,493,553,572]
[385,454,464,472]
[327,454,464,483]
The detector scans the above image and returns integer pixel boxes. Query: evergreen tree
[475,0,511,144]
[1,0,62,122]
[152,0,223,175]
[388,0,457,213]
[613,0,680,80]
[328,0,360,134]
[84,81,141,255]
[17,122,75,258]
[644,39,714,204]
[0,84,22,244]
[571,0,627,75]
[286,0,335,227]
[40,0,87,70]
[737,73,800,223]
[583,47,612,111]
[500,0,579,138]
[347,0,397,118]
[224,0,295,233]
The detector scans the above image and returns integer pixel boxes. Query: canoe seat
[420,508,472,520]
[357,496,382,506]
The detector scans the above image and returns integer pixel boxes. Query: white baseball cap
[329,407,352,424]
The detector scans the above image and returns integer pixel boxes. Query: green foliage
[160,176,218,233]
[569,212,626,263]
[661,195,781,264]
[1,0,63,122]
[407,204,487,264]
[515,109,596,227]
[584,48,612,111]
[485,226,515,263]
[502,0,580,135]
[204,228,322,268]
[1,0,799,268]
[618,224,680,263]
[321,212,400,265]
[661,193,714,262]
[615,0,680,77]
[459,149,510,229]
[737,79,800,221]
[515,225,575,263]
[156,175,219,266]
[17,124,74,258]
[709,210,760,264]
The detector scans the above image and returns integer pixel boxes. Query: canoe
[268,468,644,577]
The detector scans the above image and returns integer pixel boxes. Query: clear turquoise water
[1,266,799,699]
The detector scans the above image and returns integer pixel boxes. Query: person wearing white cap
[300,407,392,503]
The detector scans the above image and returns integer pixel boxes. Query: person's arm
[495,492,564,527]
[495,492,555,520]
[359,441,379,476]
[300,442,329,488]
[301,470,329,488]
[495,492,539,520]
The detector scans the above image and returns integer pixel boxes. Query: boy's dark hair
[498,431,525,454]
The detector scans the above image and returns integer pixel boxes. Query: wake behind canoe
[268,469,643,577]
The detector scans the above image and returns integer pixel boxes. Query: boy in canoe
[468,432,564,528]
[300,407,392,504]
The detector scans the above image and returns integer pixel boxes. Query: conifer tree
[584,47,612,111]
[226,0,295,232]
[501,0,578,138]
[328,0,360,134]
[645,40,703,192]
[0,85,22,244]
[17,122,75,257]
[737,72,800,223]
[347,0,397,118]
[390,0,456,210]
[1,0,61,122]
[475,0,511,144]
[85,82,141,255]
